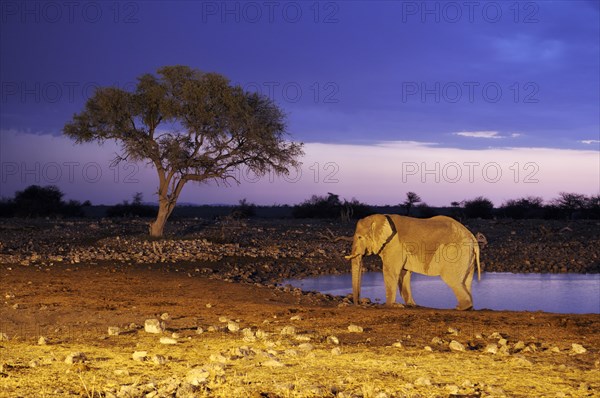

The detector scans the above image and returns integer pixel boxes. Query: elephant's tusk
[345,253,360,260]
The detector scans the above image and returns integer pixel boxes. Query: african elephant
[345,214,481,310]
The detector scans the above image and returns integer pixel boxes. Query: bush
[500,196,544,219]
[463,196,494,219]
[230,198,256,219]
[293,193,372,219]
[0,198,16,217]
[106,193,156,218]
[415,203,438,218]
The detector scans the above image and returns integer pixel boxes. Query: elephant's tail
[474,240,481,281]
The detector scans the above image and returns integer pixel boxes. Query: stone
[392,342,403,348]
[447,327,459,336]
[262,359,285,367]
[498,338,508,346]
[414,377,431,386]
[550,346,560,353]
[431,336,443,345]
[159,337,177,345]
[65,352,87,364]
[38,336,47,345]
[331,347,342,356]
[186,368,210,386]
[484,343,498,354]
[281,326,296,336]
[144,319,165,334]
[488,332,503,339]
[348,324,363,333]
[513,341,526,352]
[152,355,167,365]
[511,355,533,367]
[0,332,8,341]
[290,315,302,321]
[449,340,465,352]
[423,346,432,352]
[298,343,314,352]
[160,312,171,321]
[132,351,148,361]
[196,327,204,334]
[107,327,120,336]
[571,343,587,354]
[227,321,240,332]
[327,335,339,345]
[209,354,227,363]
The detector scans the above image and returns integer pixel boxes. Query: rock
[227,321,240,332]
[475,333,483,339]
[218,316,229,323]
[449,340,465,352]
[132,351,148,362]
[550,346,560,353]
[423,346,432,352]
[571,343,587,354]
[160,312,171,321]
[498,338,508,346]
[295,334,311,342]
[290,315,302,321]
[262,359,285,367]
[65,352,87,364]
[484,343,498,354]
[488,332,503,339]
[160,337,177,345]
[392,342,403,348]
[298,343,314,352]
[327,335,339,345]
[144,319,165,334]
[447,327,459,336]
[281,326,296,336]
[186,368,210,386]
[107,327,120,336]
[209,354,227,363]
[28,359,40,368]
[348,324,363,333]
[152,355,167,365]
[285,349,298,357]
[242,328,256,342]
[196,327,204,334]
[331,347,342,356]
[38,336,47,345]
[414,377,431,386]
[511,355,533,367]
[513,341,526,352]
[431,336,443,345]
[0,332,8,341]
[445,384,460,394]
[171,332,180,339]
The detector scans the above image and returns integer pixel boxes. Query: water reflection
[283,273,600,314]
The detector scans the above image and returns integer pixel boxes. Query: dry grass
[2,327,598,397]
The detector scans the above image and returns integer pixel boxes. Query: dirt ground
[1,259,599,397]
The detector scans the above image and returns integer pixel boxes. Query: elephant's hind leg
[441,272,473,310]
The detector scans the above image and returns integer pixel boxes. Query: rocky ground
[0,217,599,397]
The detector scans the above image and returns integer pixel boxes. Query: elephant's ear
[370,215,394,254]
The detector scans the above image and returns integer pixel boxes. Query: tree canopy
[64,65,304,236]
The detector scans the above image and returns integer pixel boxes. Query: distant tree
[0,198,16,217]
[292,193,371,219]
[402,191,422,216]
[64,65,303,237]
[230,198,256,219]
[500,196,544,219]
[584,194,600,219]
[463,196,494,219]
[107,193,155,218]
[551,192,588,219]
[415,202,437,218]
[14,185,64,217]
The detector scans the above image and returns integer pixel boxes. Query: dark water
[283,273,600,314]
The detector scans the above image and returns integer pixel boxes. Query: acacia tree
[402,191,421,216]
[64,66,303,237]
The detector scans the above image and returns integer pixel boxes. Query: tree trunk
[149,200,172,238]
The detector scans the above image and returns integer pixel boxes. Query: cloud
[580,140,600,145]
[453,131,521,139]
[493,35,564,63]
[1,130,598,206]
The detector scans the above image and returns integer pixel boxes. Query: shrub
[500,196,544,219]
[463,196,494,219]
[0,198,16,217]
[293,193,372,219]
[230,198,256,219]
[106,193,156,218]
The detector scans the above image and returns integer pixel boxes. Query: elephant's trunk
[351,255,363,305]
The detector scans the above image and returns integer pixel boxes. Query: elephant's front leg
[399,269,416,306]
[382,262,400,305]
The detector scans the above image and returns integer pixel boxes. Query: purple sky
[1,1,599,206]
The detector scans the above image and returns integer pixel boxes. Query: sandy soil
[0,219,599,397]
